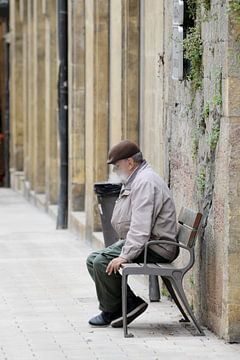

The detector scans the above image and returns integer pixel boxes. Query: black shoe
[88,309,121,327]
[111,296,148,328]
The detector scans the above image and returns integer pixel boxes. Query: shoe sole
[88,323,110,328]
[111,302,148,328]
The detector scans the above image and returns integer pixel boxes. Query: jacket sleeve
[119,180,163,262]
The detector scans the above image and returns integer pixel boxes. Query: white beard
[108,172,122,184]
[108,169,129,184]
[118,173,128,184]
[114,170,129,184]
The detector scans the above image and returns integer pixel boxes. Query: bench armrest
[143,240,191,266]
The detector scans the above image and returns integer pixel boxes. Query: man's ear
[127,157,135,169]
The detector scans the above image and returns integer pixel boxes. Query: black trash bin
[94,181,160,302]
[94,182,122,247]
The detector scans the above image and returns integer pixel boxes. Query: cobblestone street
[0,188,239,360]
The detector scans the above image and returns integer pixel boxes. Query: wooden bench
[121,207,205,337]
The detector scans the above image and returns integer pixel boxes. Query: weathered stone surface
[139,0,165,175]
[44,0,59,205]
[32,0,46,193]
[10,0,24,172]
[121,0,139,143]
[85,0,109,237]
[68,0,85,213]
[109,0,122,148]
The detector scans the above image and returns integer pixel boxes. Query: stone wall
[163,0,240,342]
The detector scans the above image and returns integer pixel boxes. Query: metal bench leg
[172,278,205,336]
[149,275,160,302]
[122,272,134,338]
[162,277,190,322]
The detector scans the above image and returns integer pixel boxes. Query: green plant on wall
[199,101,209,131]
[197,166,206,196]
[191,100,209,160]
[194,69,222,158]
[203,0,211,11]
[183,25,203,93]
[186,0,211,19]
[212,94,222,107]
[192,131,199,160]
[184,1,212,95]
[228,1,240,64]
[202,102,210,119]
[184,3,223,205]
[212,67,222,105]
[186,0,197,20]
[228,0,240,25]
[208,69,222,151]
[186,0,211,23]
[208,120,220,151]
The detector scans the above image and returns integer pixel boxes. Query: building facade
[4,0,240,342]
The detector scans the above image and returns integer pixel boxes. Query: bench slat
[177,223,197,247]
[178,207,202,229]
[122,263,178,270]
[122,263,143,268]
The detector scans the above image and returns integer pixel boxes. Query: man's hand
[106,257,127,275]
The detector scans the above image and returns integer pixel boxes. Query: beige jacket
[111,160,178,262]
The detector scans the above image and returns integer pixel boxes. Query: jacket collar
[121,160,148,191]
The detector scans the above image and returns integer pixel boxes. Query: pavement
[0,187,239,360]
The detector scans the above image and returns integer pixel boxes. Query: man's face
[112,158,135,183]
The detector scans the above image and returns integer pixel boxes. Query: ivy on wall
[182,4,223,300]
[183,0,211,96]
[228,0,240,64]
[228,0,240,26]
[183,25,203,93]
[183,1,222,200]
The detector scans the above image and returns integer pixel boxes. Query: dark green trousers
[86,239,168,313]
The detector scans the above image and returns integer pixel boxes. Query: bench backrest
[177,207,202,247]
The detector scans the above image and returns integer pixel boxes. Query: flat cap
[107,140,140,164]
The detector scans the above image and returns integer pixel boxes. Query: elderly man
[86,140,178,327]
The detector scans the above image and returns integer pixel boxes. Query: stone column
[44,0,59,206]
[68,0,85,213]
[32,0,46,193]
[139,0,165,174]
[21,0,29,183]
[27,0,35,189]
[9,0,24,174]
[121,0,139,144]
[85,0,109,241]
[109,0,122,148]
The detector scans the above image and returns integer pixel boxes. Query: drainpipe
[0,0,10,187]
[57,0,68,229]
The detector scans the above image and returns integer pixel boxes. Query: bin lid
[94,182,122,196]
